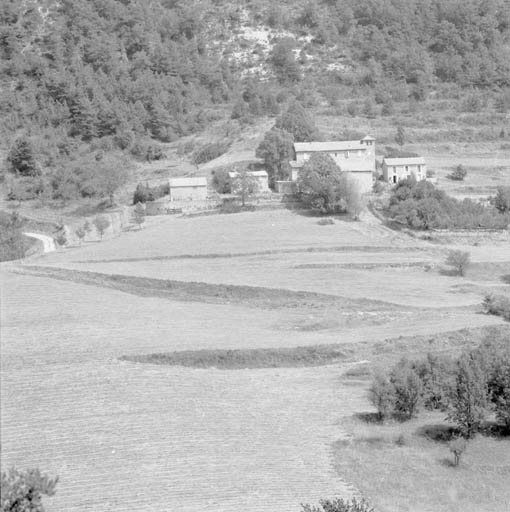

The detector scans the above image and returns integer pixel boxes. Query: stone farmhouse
[382,157,426,184]
[287,136,376,194]
[169,177,208,202]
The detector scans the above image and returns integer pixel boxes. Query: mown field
[1,208,509,511]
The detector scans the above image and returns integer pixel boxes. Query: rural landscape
[1,1,510,511]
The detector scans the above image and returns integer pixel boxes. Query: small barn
[169,177,208,202]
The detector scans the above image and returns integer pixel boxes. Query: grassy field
[333,410,510,512]
[2,207,510,511]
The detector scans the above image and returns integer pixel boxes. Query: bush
[448,164,467,181]
[368,374,396,420]
[301,498,374,512]
[482,294,510,321]
[494,186,510,213]
[1,467,58,512]
[445,250,470,276]
[0,212,30,261]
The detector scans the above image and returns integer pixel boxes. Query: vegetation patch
[79,245,429,265]
[387,178,510,230]
[121,345,349,369]
[333,411,510,512]
[0,212,33,261]
[17,266,402,312]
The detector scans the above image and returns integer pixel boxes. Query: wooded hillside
[1,0,509,186]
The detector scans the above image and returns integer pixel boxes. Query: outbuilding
[169,177,208,202]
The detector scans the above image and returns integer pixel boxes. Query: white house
[382,157,426,184]
[228,170,269,192]
[289,136,376,194]
[169,177,208,201]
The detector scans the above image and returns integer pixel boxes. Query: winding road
[23,232,56,253]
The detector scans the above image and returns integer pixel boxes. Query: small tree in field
[447,354,488,438]
[1,467,58,512]
[83,220,92,238]
[133,202,145,229]
[448,437,467,467]
[395,125,405,150]
[368,374,396,421]
[231,170,259,207]
[446,250,470,276]
[93,215,110,240]
[390,361,423,419]
[75,225,86,245]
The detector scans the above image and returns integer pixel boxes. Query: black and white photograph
[1,1,510,511]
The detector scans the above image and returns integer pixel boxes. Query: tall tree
[255,128,295,188]
[7,137,40,176]
[297,153,347,213]
[275,101,318,142]
[447,353,489,438]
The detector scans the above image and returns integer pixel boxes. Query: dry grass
[333,410,510,512]
[2,206,510,512]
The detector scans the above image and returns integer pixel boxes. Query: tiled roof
[383,157,425,166]
[294,141,367,152]
[169,177,207,187]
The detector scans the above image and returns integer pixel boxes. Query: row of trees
[369,334,510,438]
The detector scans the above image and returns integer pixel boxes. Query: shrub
[0,212,30,261]
[1,467,58,512]
[482,294,510,321]
[448,164,467,181]
[445,250,470,276]
[301,497,374,512]
[368,374,396,420]
[494,186,510,213]
[448,437,468,466]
